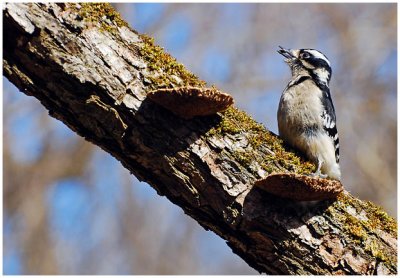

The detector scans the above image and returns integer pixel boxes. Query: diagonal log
[3,3,397,275]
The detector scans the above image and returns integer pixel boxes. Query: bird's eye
[301,52,310,59]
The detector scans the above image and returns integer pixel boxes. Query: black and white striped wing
[320,89,340,163]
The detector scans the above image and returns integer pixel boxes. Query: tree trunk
[3,3,397,275]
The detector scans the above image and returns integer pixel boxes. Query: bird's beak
[277,46,296,60]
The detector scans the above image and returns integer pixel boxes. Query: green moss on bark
[75,3,128,32]
[138,34,206,90]
[207,106,316,175]
[326,193,397,267]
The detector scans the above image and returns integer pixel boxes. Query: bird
[277,46,341,180]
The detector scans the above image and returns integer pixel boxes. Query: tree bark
[3,3,397,275]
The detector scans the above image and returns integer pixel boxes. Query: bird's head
[278,46,332,86]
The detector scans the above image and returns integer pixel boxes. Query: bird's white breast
[278,78,323,142]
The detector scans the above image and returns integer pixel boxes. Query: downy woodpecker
[277,46,341,180]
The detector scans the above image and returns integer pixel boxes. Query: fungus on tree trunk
[147,87,234,119]
[255,173,344,201]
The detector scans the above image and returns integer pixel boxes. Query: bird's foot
[309,159,327,179]
[310,171,328,179]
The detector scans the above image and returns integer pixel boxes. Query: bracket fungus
[254,173,344,201]
[147,87,234,119]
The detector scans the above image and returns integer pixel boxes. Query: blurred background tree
[3,3,396,275]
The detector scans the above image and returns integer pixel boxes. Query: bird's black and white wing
[320,88,339,163]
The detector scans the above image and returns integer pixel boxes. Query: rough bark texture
[3,3,397,275]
